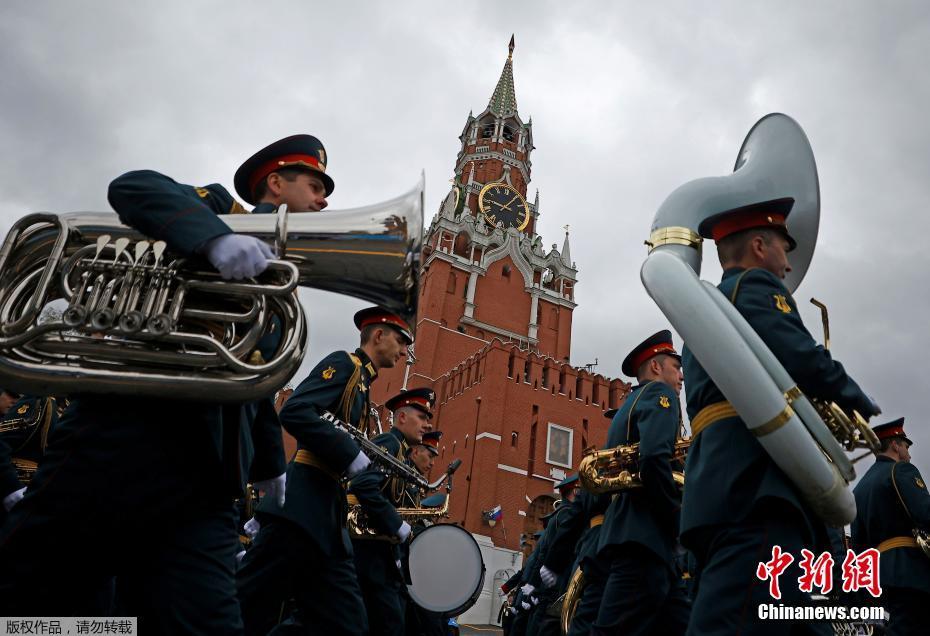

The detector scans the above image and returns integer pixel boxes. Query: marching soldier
[530,474,582,636]
[348,387,434,636]
[562,409,615,636]
[237,306,413,635]
[851,418,930,636]
[0,135,340,632]
[592,331,690,635]
[681,203,880,635]
[408,430,441,480]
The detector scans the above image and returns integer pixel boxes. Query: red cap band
[248,153,325,195]
[630,342,676,373]
[876,424,906,440]
[711,211,788,243]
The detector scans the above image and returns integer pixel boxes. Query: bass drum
[407,524,486,618]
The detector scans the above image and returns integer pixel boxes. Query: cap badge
[17,404,28,414]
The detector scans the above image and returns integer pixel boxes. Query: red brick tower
[370,38,631,554]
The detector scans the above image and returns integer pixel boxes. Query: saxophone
[578,438,690,495]
[347,459,462,541]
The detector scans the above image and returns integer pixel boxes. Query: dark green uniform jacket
[681,267,872,544]
[851,456,930,594]
[258,348,376,555]
[597,381,681,564]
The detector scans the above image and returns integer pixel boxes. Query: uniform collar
[251,202,276,215]
[722,267,747,280]
[354,348,378,380]
[387,426,408,452]
[875,455,895,463]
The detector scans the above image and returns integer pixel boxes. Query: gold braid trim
[336,354,364,423]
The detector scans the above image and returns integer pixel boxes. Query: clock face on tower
[478,182,530,231]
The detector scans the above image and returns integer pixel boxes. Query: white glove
[396,521,412,543]
[539,565,557,588]
[530,595,539,606]
[236,550,247,563]
[346,451,371,476]
[520,601,530,610]
[244,516,261,539]
[395,559,403,571]
[254,472,286,508]
[203,234,274,280]
[3,486,26,512]
[520,583,535,597]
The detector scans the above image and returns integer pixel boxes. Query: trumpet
[578,439,689,495]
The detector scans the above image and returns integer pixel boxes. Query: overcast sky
[2,1,928,470]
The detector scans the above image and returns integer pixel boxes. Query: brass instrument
[640,113,874,526]
[559,566,585,636]
[578,439,690,495]
[348,458,462,541]
[0,178,423,402]
[915,529,930,560]
[808,298,880,459]
[12,458,37,485]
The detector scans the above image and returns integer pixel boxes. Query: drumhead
[407,524,486,616]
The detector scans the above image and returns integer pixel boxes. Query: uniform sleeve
[278,352,361,473]
[0,398,41,496]
[348,474,404,536]
[893,462,930,528]
[246,397,287,482]
[0,435,20,497]
[737,269,873,416]
[107,169,234,255]
[637,382,682,524]
[347,432,405,536]
[542,496,587,574]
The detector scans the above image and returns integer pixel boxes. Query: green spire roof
[488,35,518,117]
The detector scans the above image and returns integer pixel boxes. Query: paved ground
[458,625,503,635]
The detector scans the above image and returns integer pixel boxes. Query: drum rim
[406,523,487,617]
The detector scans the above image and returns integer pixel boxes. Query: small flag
[489,505,503,521]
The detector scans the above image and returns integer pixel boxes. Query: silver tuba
[0,176,424,402]
[641,113,869,526]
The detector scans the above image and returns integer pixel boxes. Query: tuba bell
[0,177,424,402]
[641,113,874,527]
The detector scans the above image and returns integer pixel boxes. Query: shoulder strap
[336,353,364,423]
[891,462,916,521]
[626,381,656,441]
[728,268,759,304]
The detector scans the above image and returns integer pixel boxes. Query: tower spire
[561,225,572,266]
[488,35,518,116]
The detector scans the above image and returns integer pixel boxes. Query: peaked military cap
[417,430,442,456]
[386,387,435,418]
[698,198,798,252]
[621,330,681,377]
[234,134,334,205]
[604,407,618,420]
[353,306,414,345]
[873,417,913,447]
[555,474,579,491]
